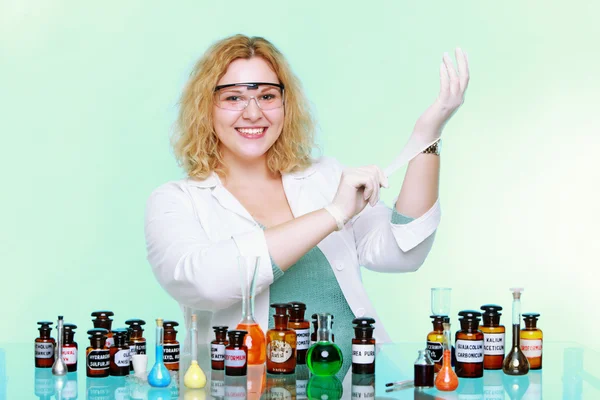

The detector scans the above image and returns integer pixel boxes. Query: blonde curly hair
[172,34,316,179]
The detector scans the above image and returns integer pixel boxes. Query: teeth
[237,128,265,135]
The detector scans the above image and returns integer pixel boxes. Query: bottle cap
[289,302,306,311]
[63,323,77,330]
[352,317,376,327]
[458,310,482,320]
[522,313,540,327]
[92,311,114,330]
[480,305,503,314]
[212,326,229,333]
[91,311,114,318]
[125,319,146,332]
[270,303,290,316]
[87,328,109,338]
[227,330,248,347]
[112,328,128,346]
[37,321,53,334]
[163,321,179,331]
[288,302,307,319]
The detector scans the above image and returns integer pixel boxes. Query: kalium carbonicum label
[483,333,505,356]
[35,343,54,359]
[456,340,484,363]
[427,341,443,362]
[268,340,293,363]
[212,344,225,361]
[352,344,375,364]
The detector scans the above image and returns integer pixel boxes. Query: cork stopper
[156,319,163,327]
[191,314,197,322]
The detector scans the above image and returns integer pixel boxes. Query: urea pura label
[35,343,54,359]
[294,329,311,350]
[212,344,226,361]
[455,339,484,363]
[426,341,443,362]
[483,333,505,355]
[352,344,375,364]
[521,339,542,357]
[87,349,110,370]
[268,340,293,363]
[163,343,180,364]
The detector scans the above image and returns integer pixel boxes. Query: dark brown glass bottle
[62,323,78,372]
[86,328,110,378]
[125,319,146,360]
[163,321,180,371]
[109,328,130,376]
[480,305,505,370]
[455,310,484,378]
[288,302,310,365]
[266,303,297,374]
[351,317,376,374]
[211,326,229,370]
[426,315,448,373]
[225,330,248,376]
[91,311,114,348]
[35,321,55,368]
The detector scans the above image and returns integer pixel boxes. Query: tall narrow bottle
[434,322,459,391]
[502,288,530,375]
[235,256,266,365]
[52,316,67,376]
[266,303,296,374]
[480,304,505,370]
[61,324,78,373]
[288,302,310,364]
[521,313,543,370]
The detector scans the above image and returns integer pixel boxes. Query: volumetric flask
[431,288,451,316]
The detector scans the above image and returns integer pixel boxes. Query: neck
[220,150,278,186]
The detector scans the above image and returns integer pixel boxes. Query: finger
[370,177,380,207]
[455,47,470,93]
[363,180,373,201]
[376,165,389,188]
[439,60,450,101]
[443,52,460,96]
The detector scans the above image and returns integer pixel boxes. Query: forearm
[395,152,440,218]
[264,209,337,271]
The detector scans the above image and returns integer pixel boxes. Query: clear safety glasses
[214,82,285,111]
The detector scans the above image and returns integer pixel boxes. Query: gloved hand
[331,165,389,222]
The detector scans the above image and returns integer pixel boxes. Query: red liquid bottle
[236,256,266,365]
[211,326,229,370]
[435,322,459,391]
[35,321,55,368]
[62,323,78,372]
[225,330,248,376]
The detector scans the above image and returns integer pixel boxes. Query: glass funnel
[235,256,266,365]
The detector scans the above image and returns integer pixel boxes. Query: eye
[260,94,276,101]
[225,95,242,102]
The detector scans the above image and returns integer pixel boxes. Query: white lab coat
[144,156,440,346]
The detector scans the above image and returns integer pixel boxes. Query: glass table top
[1,341,598,399]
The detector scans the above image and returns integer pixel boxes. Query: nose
[242,97,262,121]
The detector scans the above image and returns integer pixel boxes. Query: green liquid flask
[306,313,342,376]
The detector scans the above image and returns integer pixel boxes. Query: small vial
[91,311,114,348]
[163,321,180,371]
[414,349,434,389]
[86,328,110,378]
[455,310,484,378]
[225,330,248,376]
[35,321,55,368]
[351,317,376,374]
[480,304,505,370]
[109,328,131,376]
[62,323,78,372]
[426,315,448,373]
[521,313,543,369]
[211,326,229,370]
[266,303,296,374]
[288,302,310,364]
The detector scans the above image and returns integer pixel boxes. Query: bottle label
[114,349,131,367]
[483,333,505,355]
[211,378,225,397]
[456,339,484,363]
[134,342,146,355]
[87,349,110,370]
[63,379,77,399]
[426,341,443,362]
[296,379,307,399]
[352,344,375,364]
[212,344,226,361]
[225,349,247,367]
[483,385,504,399]
[352,384,375,398]
[163,343,180,364]
[268,387,292,399]
[129,345,136,357]
[267,340,293,363]
[521,339,542,358]
[62,347,77,365]
[294,329,311,350]
[35,342,54,359]
[105,336,114,348]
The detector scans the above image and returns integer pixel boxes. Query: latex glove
[331,165,389,222]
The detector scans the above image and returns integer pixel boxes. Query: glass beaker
[431,288,452,316]
[235,256,266,365]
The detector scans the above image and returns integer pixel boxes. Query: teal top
[265,207,415,378]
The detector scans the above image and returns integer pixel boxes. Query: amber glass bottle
[125,319,146,355]
[480,305,505,370]
[35,321,55,368]
[426,315,447,373]
[351,317,376,374]
[212,326,229,370]
[86,328,110,378]
[109,329,131,376]
[225,330,248,376]
[163,321,180,371]
[288,302,310,365]
[521,313,543,369]
[266,303,297,374]
[62,323,78,372]
[455,310,484,378]
[91,311,114,348]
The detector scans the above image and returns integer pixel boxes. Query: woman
[145,35,469,356]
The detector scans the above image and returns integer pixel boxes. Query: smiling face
[213,57,284,165]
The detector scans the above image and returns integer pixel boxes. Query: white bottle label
[521,339,542,358]
[211,344,226,361]
[352,384,375,398]
[114,349,131,367]
[225,349,247,367]
[456,339,484,363]
[35,343,54,359]
[268,340,293,363]
[62,347,77,365]
[483,333,505,356]
[352,344,375,364]
[268,387,293,399]
[294,329,311,350]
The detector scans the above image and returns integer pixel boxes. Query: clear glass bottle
[503,288,530,375]
[288,301,310,365]
[211,326,229,370]
[147,319,171,387]
[414,349,434,389]
[426,315,447,373]
[235,255,266,365]
[306,313,342,376]
[35,321,55,368]
[480,304,505,370]
[455,310,484,378]
[521,313,543,370]
[351,317,376,374]
[266,303,296,374]
[434,322,458,391]
[163,321,180,371]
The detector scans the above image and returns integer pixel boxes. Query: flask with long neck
[434,322,459,391]
[502,288,530,375]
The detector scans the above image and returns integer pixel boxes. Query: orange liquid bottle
[435,322,459,392]
[236,256,266,365]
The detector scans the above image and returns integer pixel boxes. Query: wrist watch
[422,139,441,155]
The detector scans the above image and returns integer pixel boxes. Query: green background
[1,0,598,351]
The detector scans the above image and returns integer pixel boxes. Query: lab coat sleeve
[144,183,274,311]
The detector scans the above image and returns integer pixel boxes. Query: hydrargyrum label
[427,341,443,362]
[134,342,146,355]
[295,329,311,350]
[114,349,131,367]
[87,349,110,370]
[352,344,375,364]
[35,343,54,359]
[521,339,542,358]
[456,340,484,363]
[163,344,180,364]
[225,349,247,367]
[352,384,375,398]
[483,333,505,356]
[62,347,78,365]
[268,340,293,363]
[212,344,226,361]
